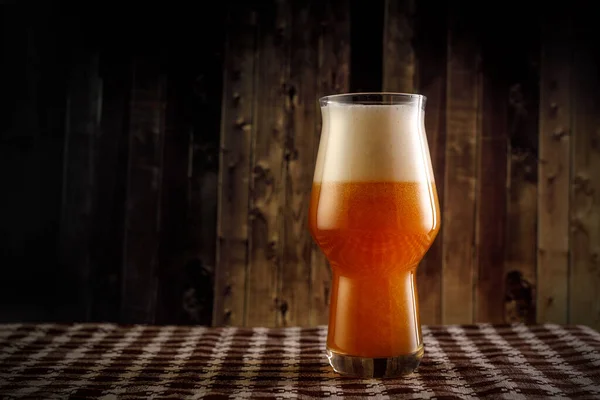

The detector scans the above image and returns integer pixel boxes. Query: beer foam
[313,104,434,183]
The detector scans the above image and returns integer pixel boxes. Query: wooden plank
[92,50,130,322]
[279,0,318,327]
[154,62,188,325]
[311,0,350,326]
[182,15,227,326]
[504,14,539,324]
[155,11,226,326]
[214,3,257,326]
[246,0,290,327]
[412,0,447,325]
[569,21,600,330]
[60,53,102,321]
[121,57,166,324]
[475,40,508,323]
[382,0,415,93]
[537,12,571,324]
[441,11,480,324]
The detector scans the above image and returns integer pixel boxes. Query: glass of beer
[309,93,440,378]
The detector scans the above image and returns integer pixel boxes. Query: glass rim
[319,92,426,106]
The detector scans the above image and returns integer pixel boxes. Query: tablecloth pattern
[0,323,599,399]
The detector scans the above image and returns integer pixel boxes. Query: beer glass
[309,93,440,378]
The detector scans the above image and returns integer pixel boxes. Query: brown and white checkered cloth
[0,323,599,399]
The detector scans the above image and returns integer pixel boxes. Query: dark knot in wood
[551,126,568,140]
[504,270,535,323]
[279,300,288,320]
[549,102,558,118]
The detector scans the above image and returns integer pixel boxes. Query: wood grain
[214,4,258,326]
[12,1,600,331]
[382,0,415,93]
[155,61,190,326]
[121,58,166,324]
[246,0,290,327]
[156,13,225,326]
[442,12,480,324]
[311,0,350,326]
[60,53,102,321]
[92,51,130,322]
[183,18,226,326]
[537,13,571,324]
[412,0,447,326]
[504,14,539,324]
[475,46,508,323]
[569,22,600,330]
[279,0,318,327]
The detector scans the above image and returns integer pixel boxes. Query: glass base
[326,345,424,378]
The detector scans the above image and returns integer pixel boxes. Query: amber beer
[309,93,440,377]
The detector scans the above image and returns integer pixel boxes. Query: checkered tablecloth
[1,323,600,399]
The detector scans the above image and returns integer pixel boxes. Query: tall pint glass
[309,93,440,378]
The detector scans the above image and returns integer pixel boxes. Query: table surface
[0,323,599,399]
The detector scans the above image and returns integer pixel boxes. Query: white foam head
[313,103,434,183]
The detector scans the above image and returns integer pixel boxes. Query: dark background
[1,1,599,329]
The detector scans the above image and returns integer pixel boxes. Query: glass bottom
[326,345,424,378]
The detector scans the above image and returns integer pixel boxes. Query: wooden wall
[1,1,599,330]
[214,0,600,329]
[1,6,225,325]
[215,0,350,327]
